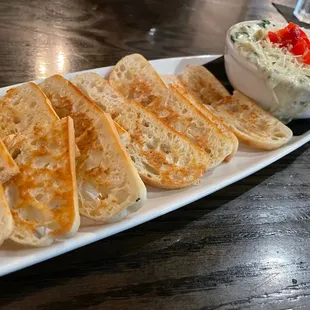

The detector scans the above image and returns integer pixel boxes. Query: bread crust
[0,184,13,246]
[0,138,19,184]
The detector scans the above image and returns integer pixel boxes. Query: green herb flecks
[259,20,271,28]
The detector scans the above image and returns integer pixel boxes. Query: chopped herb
[259,20,271,28]
[231,34,235,43]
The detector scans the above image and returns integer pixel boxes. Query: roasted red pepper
[268,31,281,43]
[267,22,310,64]
[291,39,307,55]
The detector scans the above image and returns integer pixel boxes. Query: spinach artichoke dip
[230,20,310,122]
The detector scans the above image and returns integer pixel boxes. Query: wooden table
[2,0,310,309]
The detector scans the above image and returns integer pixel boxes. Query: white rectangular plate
[1,55,310,277]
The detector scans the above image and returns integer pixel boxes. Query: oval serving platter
[0,55,310,277]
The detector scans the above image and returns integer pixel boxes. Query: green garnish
[259,20,271,28]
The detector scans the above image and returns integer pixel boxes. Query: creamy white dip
[230,20,310,123]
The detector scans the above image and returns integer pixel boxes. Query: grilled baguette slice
[215,91,293,150]
[179,65,293,150]
[71,72,209,189]
[39,75,147,222]
[3,117,80,246]
[179,65,230,104]
[0,184,13,246]
[0,138,19,183]
[0,82,80,246]
[0,82,59,138]
[109,53,234,168]
[162,74,238,161]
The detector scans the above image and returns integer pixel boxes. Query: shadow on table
[0,143,308,308]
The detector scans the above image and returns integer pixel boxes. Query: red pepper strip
[276,27,291,41]
[291,39,307,55]
[287,22,298,31]
[268,31,281,43]
[303,36,310,47]
[287,22,308,40]
[267,22,310,64]
[299,28,308,39]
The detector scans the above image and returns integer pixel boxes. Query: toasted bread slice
[0,138,19,184]
[215,91,293,149]
[39,75,147,221]
[179,66,292,150]
[0,184,13,246]
[71,72,209,189]
[179,65,230,104]
[0,82,59,138]
[2,116,80,247]
[0,83,79,246]
[162,74,238,161]
[109,53,235,168]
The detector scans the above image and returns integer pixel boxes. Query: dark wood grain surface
[1,0,310,309]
